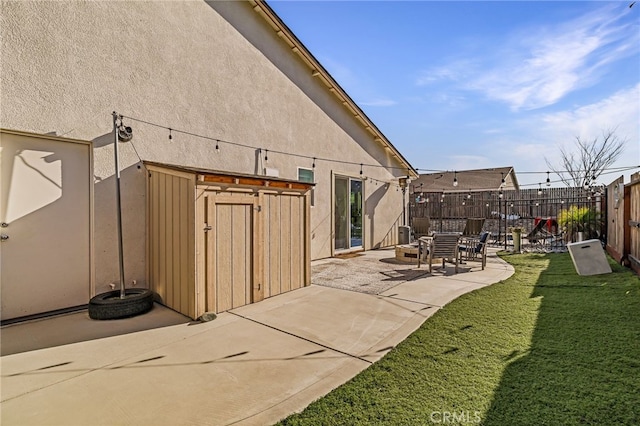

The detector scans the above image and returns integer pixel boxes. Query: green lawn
[280,253,640,425]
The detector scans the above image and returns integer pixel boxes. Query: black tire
[88,289,155,320]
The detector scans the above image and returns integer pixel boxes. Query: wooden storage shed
[145,162,313,319]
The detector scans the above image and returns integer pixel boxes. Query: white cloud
[540,83,640,144]
[360,98,398,107]
[501,84,640,186]
[416,62,472,86]
[477,6,637,110]
[418,4,639,111]
[449,155,491,171]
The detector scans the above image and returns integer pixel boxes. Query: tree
[545,129,626,188]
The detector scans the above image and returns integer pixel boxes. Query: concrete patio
[1,248,513,426]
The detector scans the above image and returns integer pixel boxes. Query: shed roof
[145,161,314,191]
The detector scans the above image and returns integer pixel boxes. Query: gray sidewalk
[0,249,513,426]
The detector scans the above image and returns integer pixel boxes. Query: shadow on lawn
[483,254,640,425]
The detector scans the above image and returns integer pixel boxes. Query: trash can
[398,225,410,244]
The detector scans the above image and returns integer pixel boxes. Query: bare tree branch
[545,128,626,187]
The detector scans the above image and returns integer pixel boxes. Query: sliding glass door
[335,176,363,252]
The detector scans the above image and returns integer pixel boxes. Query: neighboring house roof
[251,0,418,179]
[411,167,519,192]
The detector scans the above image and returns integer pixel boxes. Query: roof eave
[250,0,417,178]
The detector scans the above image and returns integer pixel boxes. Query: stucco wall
[1,0,407,294]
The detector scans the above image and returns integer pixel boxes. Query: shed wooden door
[205,193,257,313]
[263,193,308,298]
[0,131,92,320]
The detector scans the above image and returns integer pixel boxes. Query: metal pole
[402,187,406,226]
[113,112,126,299]
[504,199,508,251]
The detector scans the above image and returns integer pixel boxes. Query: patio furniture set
[395,231,491,274]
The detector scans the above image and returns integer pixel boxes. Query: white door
[1,130,92,320]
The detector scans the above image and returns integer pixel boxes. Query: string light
[546,171,550,186]
[538,183,542,195]
[119,113,416,174]
[360,163,363,175]
[500,172,505,188]
[264,149,268,163]
[453,171,458,187]
[312,157,316,169]
[168,128,172,141]
[215,140,220,153]
[120,113,640,184]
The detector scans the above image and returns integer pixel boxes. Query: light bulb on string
[312,157,316,169]
[360,164,363,175]
[264,149,268,163]
[546,171,550,186]
[215,140,220,153]
[168,128,172,141]
[453,171,458,187]
[538,183,542,195]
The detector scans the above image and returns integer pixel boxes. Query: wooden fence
[409,187,605,253]
[607,172,640,274]
[408,175,640,275]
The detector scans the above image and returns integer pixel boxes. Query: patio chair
[458,231,491,270]
[419,232,461,273]
[538,227,566,251]
[462,218,485,236]
[411,217,431,239]
[525,220,547,250]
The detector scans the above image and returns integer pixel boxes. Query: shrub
[557,205,601,241]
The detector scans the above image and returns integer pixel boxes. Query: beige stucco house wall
[1,0,416,297]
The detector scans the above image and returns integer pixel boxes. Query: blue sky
[268,0,640,187]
